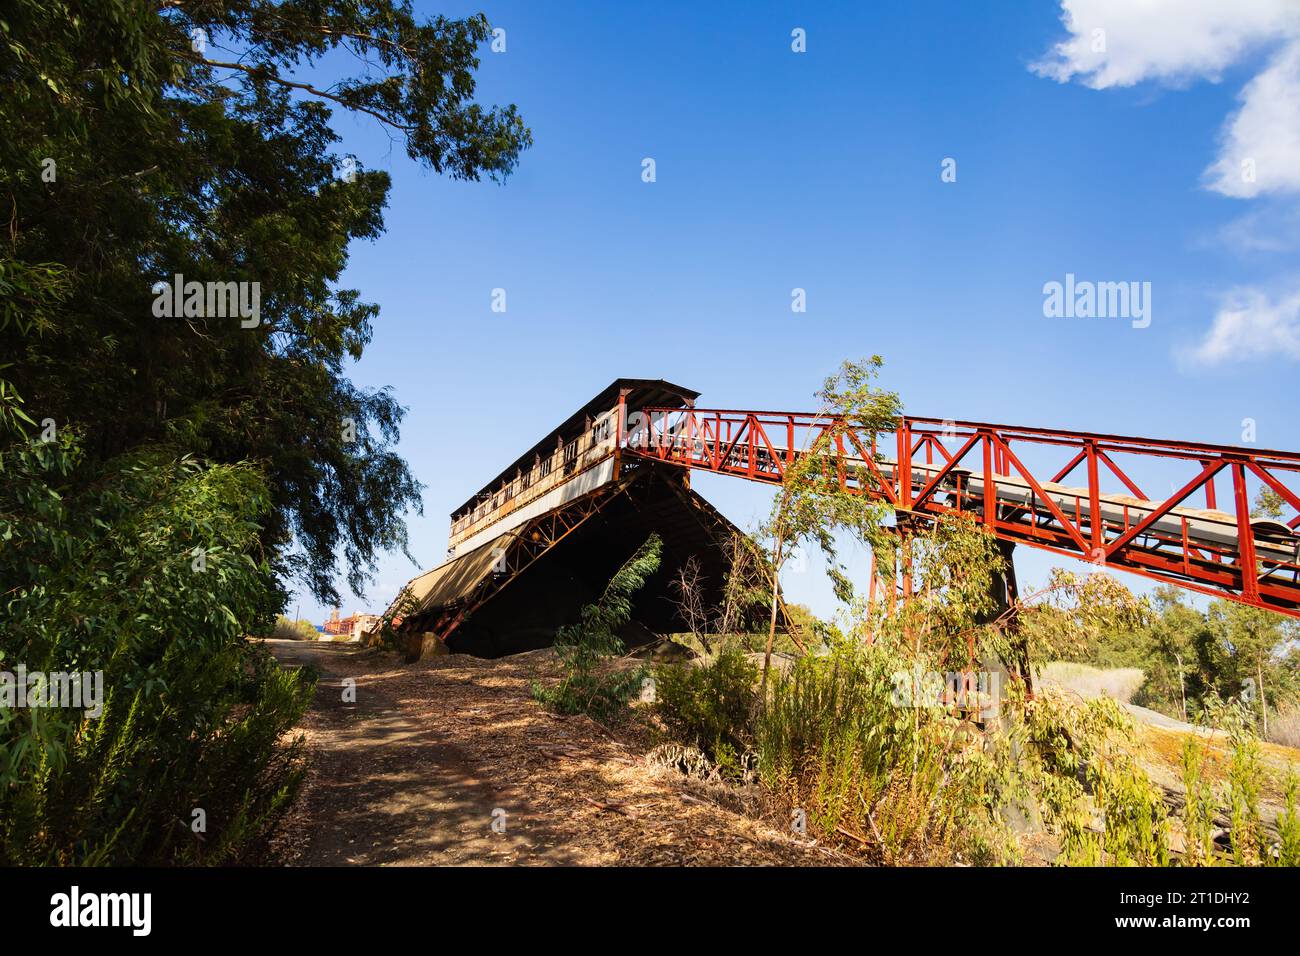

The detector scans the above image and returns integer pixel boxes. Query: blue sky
[288,1,1300,624]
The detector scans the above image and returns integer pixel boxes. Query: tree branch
[173,51,416,133]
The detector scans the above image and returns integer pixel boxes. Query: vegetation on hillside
[1056,585,1300,745]
[1,1,530,864]
[636,359,1300,866]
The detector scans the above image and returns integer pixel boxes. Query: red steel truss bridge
[394,380,1300,658]
[626,405,1300,620]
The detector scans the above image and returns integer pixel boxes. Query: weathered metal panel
[451,456,618,557]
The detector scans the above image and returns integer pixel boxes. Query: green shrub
[1202,694,1271,866]
[1277,774,1300,866]
[1226,724,1265,866]
[1180,738,1218,866]
[1025,691,1170,866]
[0,434,314,864]
[755,640,1021,865]
[533,535,660,720]
[654,646,759,776]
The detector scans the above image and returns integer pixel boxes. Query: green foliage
[783,603,841,646]
[0,259,69,438]
[638,376,1290,867]
[1180,738,1218,866]
[533,535,662,719]
[1025,691,1170,866]
[758,358,901,678]
[755,640,1022,865]
[1015,569,1150,667]
[271,616,319,641]
[1078,586,1299,737]
[1131,587,1202,718]
[1194,695,1300,866]
[654,646,759,777]
[1206,602,1298,739]
[1225,721,1265,866]
[1277,774,1300,866]
[0,433,313,864]
[859,513,1007,667]
[0,0,532,605]
[761,358,901,604]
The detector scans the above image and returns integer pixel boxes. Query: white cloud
[1180,286,1300,366]
[1202,42,1300,198]
[1032,0,1300,88]
[1036,2,1300,362]
[1034,1,1300,198]
[1204,201,1300,254]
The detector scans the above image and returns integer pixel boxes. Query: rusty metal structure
[393,380,782,656]
[632,407,1300,618]
[393,381,1300,657]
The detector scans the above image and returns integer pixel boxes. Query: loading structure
[390,380,786,657]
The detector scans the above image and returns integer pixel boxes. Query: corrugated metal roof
[397,531,512,617]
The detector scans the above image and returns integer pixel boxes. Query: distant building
[320,609,378,641]
[351,614,380,640]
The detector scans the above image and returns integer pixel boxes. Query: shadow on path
[268,639,579,866]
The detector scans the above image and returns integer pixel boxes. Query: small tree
[1140,587,1201,720]
[854,519,1149,727]
[668,533,801,660]
[1208,601,1293,739]
[758,358,901,683]
[860,513,1005,666]
[669,555,713,659]
[533,534,662,718]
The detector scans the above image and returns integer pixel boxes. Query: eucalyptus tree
[757,358,901,683]
[1,0,532,604]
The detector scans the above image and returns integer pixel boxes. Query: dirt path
[267,639,851,866]
[267,639,561,864]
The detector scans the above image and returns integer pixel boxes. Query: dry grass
[1268,705,1300,750]
[267,639,856,866]
[1139,723,1300,799]
[1037,661,1145,704]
